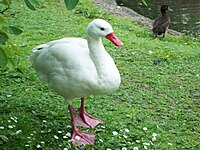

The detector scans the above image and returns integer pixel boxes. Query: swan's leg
[68,105,95,146]
[75,97,103,128]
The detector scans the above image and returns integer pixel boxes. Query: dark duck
[152,5,171,38]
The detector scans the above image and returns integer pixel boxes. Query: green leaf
[141,0,147,6]
[64,0,79,10]
[0,0,11,6]
[0,17,5,24]
[7,57,14,67]
[3,26,23,35]
[24,0,36,11]
[11,43,21,55]
[0,47,8,68]
[30,0,39,6]
[0,31,9,45]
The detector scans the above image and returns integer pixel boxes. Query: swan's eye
[100,28,105,31]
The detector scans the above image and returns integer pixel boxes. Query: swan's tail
[29,44,47,64]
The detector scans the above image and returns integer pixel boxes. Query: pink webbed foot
[75,111,103,128]
[71,128,96,146]
[74,97,103,128]
[68,104,97,146]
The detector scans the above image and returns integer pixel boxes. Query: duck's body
[30,19,123,146]
[152,5,171,38]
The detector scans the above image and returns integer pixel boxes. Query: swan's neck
[87,36,105,55]
[87,35,120,94]
[87,36,109,74]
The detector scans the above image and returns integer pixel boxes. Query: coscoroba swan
[30,19,123,146]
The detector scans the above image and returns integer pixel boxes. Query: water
[116,0,200,37]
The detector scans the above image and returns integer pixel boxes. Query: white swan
[30,19,123,146]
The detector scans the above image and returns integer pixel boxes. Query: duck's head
[86,19,123,46]
[160,5,168,13]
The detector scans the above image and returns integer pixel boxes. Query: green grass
[0,0,200,149]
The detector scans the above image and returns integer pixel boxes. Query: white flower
[133,147,139,150]
[143,142,150,146]
[10,117,15,120]
[149,50,153,54]
[63,135,67,139]
[125,128,129,133]
[0,126,4,129]
[143,127,147,131]
[99,139,103,142]
[68,139,74,143]
[43,120,47,123]
[11,117,18,123]
[123,135,128,138]
[64,148,68,150]
[8,125,13,129]
[75,136,80,140]
[122,147,127,150]
[66,132,71,137]
[152,136,156,141]
[16,130,22,134]
[25,144,29,147]
[152,133,157,137]
[6,95,12,97]
[27,141,32,143]
[112,131,118,136]
[48,129,52,132]
[36,144,41,148]
[101,126,106,129]
[54,135,59,140]
[58,131,62,134]
[136,140,140,143]
[144,145,148,149]
[41,141,45,144]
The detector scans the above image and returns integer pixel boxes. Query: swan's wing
[30,38,88,67]
[47,38,88,49]
[30,39,98,99]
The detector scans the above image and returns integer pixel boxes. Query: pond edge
[95,0,181,36]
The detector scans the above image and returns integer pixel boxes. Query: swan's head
[87,19,123,46]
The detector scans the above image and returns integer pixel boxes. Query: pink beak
[106,32,123,46]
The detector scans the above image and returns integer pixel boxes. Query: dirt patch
[95,0,181,36]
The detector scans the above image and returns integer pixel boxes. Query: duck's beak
[106,32,123,46]
[168,7,173,12]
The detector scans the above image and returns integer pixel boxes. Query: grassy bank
[0,0,200,149]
